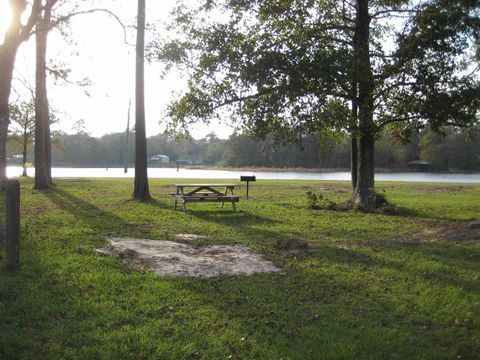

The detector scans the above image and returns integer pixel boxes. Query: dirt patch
[386,220,480,244]
[388,184,473,193]
[174,234,208,243]
[96,237,281,278]
[292,185,349,193]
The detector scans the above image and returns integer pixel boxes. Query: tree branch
[371,9,418,20]
[45,66,91,87]
[210,88,278,112]
[377,115,420,128]
[17,0,43,43]
[50,8,135,47]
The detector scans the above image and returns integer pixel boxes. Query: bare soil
[386,220,480,245]
[95,220,479,277]
[96,237,281,278]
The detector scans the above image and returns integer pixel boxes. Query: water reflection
[6,166,480,183]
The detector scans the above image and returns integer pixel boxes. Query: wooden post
[5,180,20,269]
[240,175,256,200]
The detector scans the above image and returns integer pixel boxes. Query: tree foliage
[9,97,59,176]
[381,0,480,136]
[152,0,480,209]
[22,127,478,171]
[9,99,35,176]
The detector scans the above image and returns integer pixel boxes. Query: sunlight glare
[0,0,12,43]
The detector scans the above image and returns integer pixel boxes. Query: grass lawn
[1,178,479,359]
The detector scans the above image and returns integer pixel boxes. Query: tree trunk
[350,134,358,190]
[45,114,52,184]
[5,180,20,269]
[350,18,359,192]
[0,1,40,188]
[133,0,151,201]
[34,6,51,190]
[352,0,376,210]
[350,84,358,190]
[0,84,11,186]
[124,99,131,173]
[22,126,28,176]
[0,16,21,186]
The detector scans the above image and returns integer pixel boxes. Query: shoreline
[15,164,478,174]
[176,165,480,174]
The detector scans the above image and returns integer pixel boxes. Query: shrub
[305,191,337,210]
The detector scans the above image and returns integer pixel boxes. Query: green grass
[1,178,479,359]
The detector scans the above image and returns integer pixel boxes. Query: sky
[0,0,234,139]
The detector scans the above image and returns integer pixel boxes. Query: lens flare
[0,0,12,42]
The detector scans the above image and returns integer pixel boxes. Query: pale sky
[0,0,234,139]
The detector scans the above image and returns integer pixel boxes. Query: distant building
[407,160,432,171]
[149,154,170,164]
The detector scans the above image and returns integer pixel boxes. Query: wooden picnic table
[170,184,240,212]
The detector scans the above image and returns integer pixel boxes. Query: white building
[149,155,170,164]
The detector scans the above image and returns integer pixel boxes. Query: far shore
[183,165,480,174]
[7,163,480,174]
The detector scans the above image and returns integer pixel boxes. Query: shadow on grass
[321,243,480,295]
[2,182,479,358]
[0,258,74,358]
[413,242,480,274]
[161,242,480,358]
[190,209,281,225]
[43,187,172,238]
[187,209,287,245]
[44,188,131,234]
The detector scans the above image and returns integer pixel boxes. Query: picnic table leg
[182,199,187,212]
[220,186,227,208]
[220,186,234,208]
[232,200,236,212]
[173,187,180,210]
[173,194,178,210]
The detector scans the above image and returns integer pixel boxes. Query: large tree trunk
[45,112,52,185]
[34,5,51,189]
[352,0,376,210]
[350,133,358,190]
[0,49,14,185]
[133,0,151,201]
[350,20,359,191]
[0,1,41,187]
[0,3,24,186]
[350,83,358,190]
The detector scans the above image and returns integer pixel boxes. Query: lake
[7,166,480,183]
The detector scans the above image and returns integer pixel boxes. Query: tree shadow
[156,240,478,358]
[186,208,287,245]
[323,243,480,295]
[43,187,170,238]
[3,183,479,358]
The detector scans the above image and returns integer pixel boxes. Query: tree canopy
[153,0,480,209]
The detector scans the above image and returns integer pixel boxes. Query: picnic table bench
[170,184,240,212]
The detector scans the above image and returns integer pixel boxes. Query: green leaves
[153,0,479,145]
[152,0,355,140]
[381,0,480,133]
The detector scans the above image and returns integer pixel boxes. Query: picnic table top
[174,183,236,187]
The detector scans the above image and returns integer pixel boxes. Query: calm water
[8,166,480,183]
